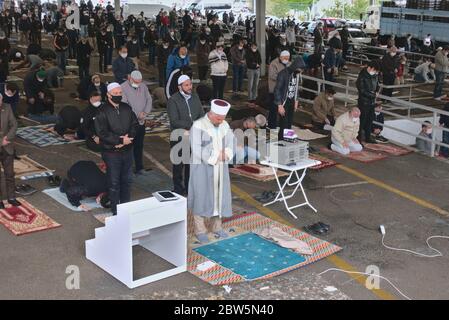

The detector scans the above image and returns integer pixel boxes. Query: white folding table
[260,158,321,219]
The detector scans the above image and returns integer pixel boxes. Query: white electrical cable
[382,231,449,258]
[318,268,412,300]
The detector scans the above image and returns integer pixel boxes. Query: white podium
[85,196,187,289]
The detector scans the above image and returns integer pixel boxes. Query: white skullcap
[210,99,231,116]
[107,82,121,92]
[15,52,22,58]
[130,70,142,80]
[255,114,267,127]
[178,74,190,85]
[280,50,290,57]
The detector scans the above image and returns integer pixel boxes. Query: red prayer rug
[230,164,289,181]
[320,147,387,163]
[309,154,338,170]
[364,143,413,156]
[0,198,61,235]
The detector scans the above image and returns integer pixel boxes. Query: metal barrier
[297,73,449,157]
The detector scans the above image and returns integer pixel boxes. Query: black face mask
[110,95,122,104]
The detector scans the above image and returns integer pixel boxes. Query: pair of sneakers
[304,222,330,235]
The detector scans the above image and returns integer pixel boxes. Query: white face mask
[368,70,377,76]
[92,101,101,107]
[252,48,257,52]
[131,82,140,89]
[390,52,396,57]
[427,129,433,135]
[163,45,169,49]
[180,55,186,59]
[327,97,333,101]
[4,90,14,97]
[375,111,381,116]
[200,40,206,45]
[281,59,289,65]
[94,82,101,86]
[37,78,44,82]
[120,53,128,59]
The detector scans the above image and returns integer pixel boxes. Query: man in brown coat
[311,87,336,130]
[0,93,20,209]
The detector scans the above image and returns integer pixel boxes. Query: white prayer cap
[178,74,190,85]
[280,50,290,57]
[130,70,142,80]
[15,52,22,58]
[107,82,121,92]
[210,99,231,116]
[255,114,267,127]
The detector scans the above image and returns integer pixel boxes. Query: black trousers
[359,106,375,142]
[98,51,107,73]
[170,140,190,195]
[133,124,146,172]
[278,100,295,141]
[211,75,227,99]
[78,64,90,80]
[102,149,133,215]
[382,72,395,97]
[198,65,208,81]
[0,149,15,200]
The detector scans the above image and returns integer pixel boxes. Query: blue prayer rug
[194,232,306,281]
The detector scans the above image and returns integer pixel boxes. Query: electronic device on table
[152,191,180,202]
[266,139,309,166]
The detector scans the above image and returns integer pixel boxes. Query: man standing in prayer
[188,99,234,244]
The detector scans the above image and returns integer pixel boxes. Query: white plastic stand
[85,195,187,289]
[260,159,321,219]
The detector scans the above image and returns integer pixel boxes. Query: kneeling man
[331,107,363,155]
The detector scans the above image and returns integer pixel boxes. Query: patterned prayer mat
[17,124,84,147]
[194,232,306,281]
[145,111,170,134]
[364,143,413,156]
[230,164,289,181]
[319,147,387,163]
[0,198,61,235]
[292,126,328,141]
[188,212,342,285]
[0,155,53,179]
[42,188,104,212]
[309,154,338,170]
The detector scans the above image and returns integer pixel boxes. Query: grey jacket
[434,50,449,73]
[167,91,205,131]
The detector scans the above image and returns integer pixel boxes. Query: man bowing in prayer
[188,99,234,244]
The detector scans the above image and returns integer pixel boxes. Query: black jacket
[356,68,379,109]
[76,41,92,66]
[94,101,138,152]
[246,49,262,70]
[54,105,82,136]
[381,53,399,75]
[81,102,101,142]
[274,57,306,106]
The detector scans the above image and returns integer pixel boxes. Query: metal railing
[296,73,449,157]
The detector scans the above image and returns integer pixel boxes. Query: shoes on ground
[214,230,229,239]
[196,233,209,244]
[375,135,389,144]
[8,199,22,207]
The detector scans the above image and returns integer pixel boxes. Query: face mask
[170,32,174,36]
[427,129,433,135]
[368,70,376,76]
[110,95,122,104]
[120,53,128,59]
[390,52,396,57]
[281,59,289,65]
[37,78,44,82]
[353,118,358,123]
[150,28,155,31]
[252,48,257,52]
[217,48,223,52]
[281,41,286,46]
[163,45,169,49]
[238,46,243,50]
[4,90,14,97]
[200,40,206,45]
[131,82,140,89]
[180,54,186,59]
[327,97,333,101]
[375,111,381,116]
[132,40,137,44]
[92,101,101,107]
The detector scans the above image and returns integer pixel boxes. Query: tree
[323,0,370,20]
[267,0,314,18]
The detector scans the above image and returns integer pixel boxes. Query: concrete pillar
[255,0,266,76]
[114,0,120,12]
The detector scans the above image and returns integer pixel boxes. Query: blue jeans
[441,129,449,157]
[232,64,244,92]
[433,70,446,98]
[233,146,260,164]
[102,149,133,215]
[80,25,88,37]
[414,73,426,83]
[56,51,67,72]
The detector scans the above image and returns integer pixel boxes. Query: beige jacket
[332,112,360,145]
[268,58,287,93]
[434,50,449,73]
[312,92,335,124]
